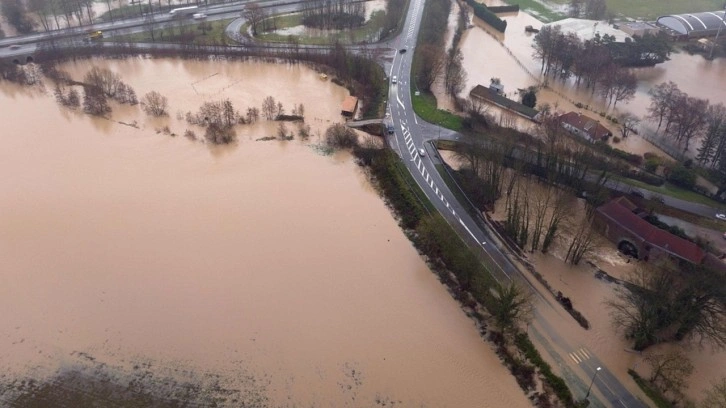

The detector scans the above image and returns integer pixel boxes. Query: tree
[607,261,726,351]
[445,48,467,97]
[645,350,694,401]
[204,123,236,145]
[568,0,583,17]
[667,164,696,189]
[564,214,597,265]
[647,81,681,132]
[324,123,358,149]
[520,86,537,108]
[414,44,446,91]
[276,121,288,140]
[141,91,168,116]
[617,112,640,139]
[261,96,276,120]
[696,103,726,166]
[243,2,264,36]
[584,0,606,19]
[599,66,636,107]
[490,282,534,335]
[82,85,111,116]
[1,0,35,33]
[701,377,726,408]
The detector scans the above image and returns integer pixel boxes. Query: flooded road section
[0,59,532,407]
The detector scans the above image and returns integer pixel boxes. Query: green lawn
[613,175,726,211]
[606,0,724,20]
[410,90,464,131]
[252,11,386,45]
[109,19,234,45]
[500,0,566,23]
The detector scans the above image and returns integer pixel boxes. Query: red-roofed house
[594,197,705,265]
[559,111,612,142]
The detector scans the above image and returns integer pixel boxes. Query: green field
[542,0,724,20]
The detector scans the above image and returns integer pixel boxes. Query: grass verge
[612,176,726,211]
[253,10,386,45]
[109,19,234,45]
[628,369,673,408]
[410,90,464,131]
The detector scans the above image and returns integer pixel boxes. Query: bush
[613,136,621,143]
[667,164,696,189]
[644,157,660,173]
[621,169,665,186]
[325,123,358,149]
[514,334,576,408]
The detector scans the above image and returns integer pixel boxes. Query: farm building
[341,96,358,117]
[656,11,726,38]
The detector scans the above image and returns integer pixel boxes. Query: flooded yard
[0,58,532,407]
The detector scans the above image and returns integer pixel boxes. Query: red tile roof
[559,111,612,141]
[597,198,705,264]
[341,96,358,114]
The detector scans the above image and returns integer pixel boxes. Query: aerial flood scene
[1,0,726,407]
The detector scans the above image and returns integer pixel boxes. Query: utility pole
[585,366,602,400]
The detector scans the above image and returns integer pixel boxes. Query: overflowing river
[0,58,532,407]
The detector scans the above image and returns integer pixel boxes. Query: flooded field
[0,58,532,407]
[440,149,726,402]
[457,3,726,155]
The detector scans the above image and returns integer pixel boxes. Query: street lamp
[585,367,602,400]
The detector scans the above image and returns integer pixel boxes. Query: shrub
[613,136,621,143]
[667,164,696,189]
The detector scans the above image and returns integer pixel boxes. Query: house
[594,197,705,265]
[341,96,358,117]
[558,111,612,142]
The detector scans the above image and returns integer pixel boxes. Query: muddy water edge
[0,58,533,407]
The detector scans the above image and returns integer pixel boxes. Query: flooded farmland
[0,58,532,407]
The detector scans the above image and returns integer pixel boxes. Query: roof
[469,85,539,119]
[341,96,358,113]
[656,11,726,36]
[544,18,632,42]
[558,111,612,141]
[597,198,705,264]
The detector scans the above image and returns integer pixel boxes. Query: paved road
[388,2,647,407]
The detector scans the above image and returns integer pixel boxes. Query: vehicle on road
[169,6,198,16]
[717,213,726,220]
[629,190,644,198]
[87,30,103,41]
[392,76,397,84]
[9,44,21,50]
[192,13,207,19]
[419,148,426,156]
[399,48,407,54]
[387,124,395,135]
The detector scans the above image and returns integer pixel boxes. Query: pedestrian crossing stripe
[568,348,591,364]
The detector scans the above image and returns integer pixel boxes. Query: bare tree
[82,85,111,116]
[701,377,726,408]
[646,81,681,132]
[645,350,694,401]
[261,96,276,120]
[242,2,265,36]
[564,213,597,265]
[141,91,168,116]
[414,44,446,91]
[617,112,640,139]
[324,123,358,149]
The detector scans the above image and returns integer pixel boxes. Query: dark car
[399,48,407,54]
[629,190,644,198]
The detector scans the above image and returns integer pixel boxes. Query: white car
[716,213,726,220]
[419,148,426,156]
[392,76,397,84]
[9,44,20,50]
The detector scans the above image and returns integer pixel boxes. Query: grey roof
[656,11,726,36]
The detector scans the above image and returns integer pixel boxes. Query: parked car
[716,213,726,220]
[392,76,397,84]
[419,148,426,157]
[399,48,407,54]
[629,190,644,198]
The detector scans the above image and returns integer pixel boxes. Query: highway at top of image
[385,1,647,407]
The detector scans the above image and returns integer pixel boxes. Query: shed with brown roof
[341,96,358,117]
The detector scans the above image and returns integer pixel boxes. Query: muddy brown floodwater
[0,58,532,407]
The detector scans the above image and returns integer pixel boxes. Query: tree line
[300,0,366,30]
[533,26,670,107]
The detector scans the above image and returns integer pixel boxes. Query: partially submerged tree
[490,282,534,335]
[645,349,694,402]
[141,91,168,116]
[324,123,358,149]
[701,377,726,408]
